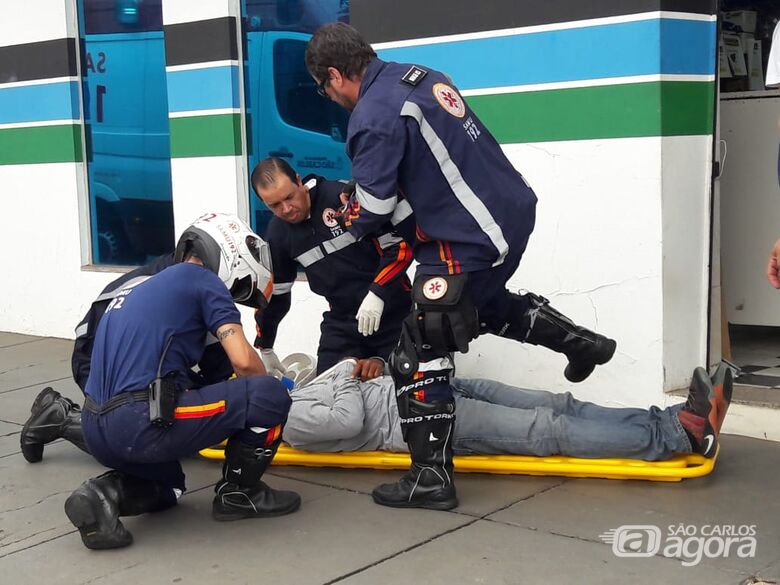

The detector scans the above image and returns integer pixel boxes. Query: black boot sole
[564,338,617,383]
[64,492,133,550]
[20,387,59,463]
[371,492,459,511]
[211,497,301,522]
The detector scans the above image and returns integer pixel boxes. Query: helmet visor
[229,275,255,303]
[246,235,262,263]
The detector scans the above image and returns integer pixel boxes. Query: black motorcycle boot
[502,293,617,383]
[21,387,89,462]
[677,367,718,458]
[710,362,734,434]
[372,399,458,510]
[64,471,175,550]
[212,437,301,521]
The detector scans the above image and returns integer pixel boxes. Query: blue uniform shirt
[85,263,241,403]
[344,58,538,275]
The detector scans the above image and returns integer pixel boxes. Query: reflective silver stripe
[417,356,454,372]
[401,101,509,267]
[322,232,356,254]
[75,322,88,338]
[273,281,294,295]
[377,232,403,249]
[390,199,413,225]
[296,233,358,268]
[93,275,152,303]
[356,183,397,216]
[294,247,325,267]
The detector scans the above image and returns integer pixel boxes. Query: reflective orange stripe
[444,241,461,274]
[438,241,454,275]
[265,424,283,445]
[174,400,226,419]
[261,277,274,304]
[375,242,411,285]
[254,308,262,339]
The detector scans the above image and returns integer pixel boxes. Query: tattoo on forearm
[218,327,236,341]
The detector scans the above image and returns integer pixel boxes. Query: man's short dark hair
[251,157,298,195]
[305,22,376,82]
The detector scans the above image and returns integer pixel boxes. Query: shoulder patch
[432,83,466,118]
[401,66,428,86]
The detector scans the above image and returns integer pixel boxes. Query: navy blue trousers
[413,241,532,404]
[316,302,410,374]
[82,376,291,491]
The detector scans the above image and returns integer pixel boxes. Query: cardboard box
[722,32,748,76]
[737,32,754,52]
[723,10,757,33]
[747,40,764,91]
[719,44,732,78]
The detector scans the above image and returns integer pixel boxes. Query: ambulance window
[273,39,349,141]
[77,0,174,266]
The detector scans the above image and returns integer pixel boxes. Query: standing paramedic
[251,156,413,377]
[305,23,617,511]
[64,214,300,550]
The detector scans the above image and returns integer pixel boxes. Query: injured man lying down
[283,358,733,461]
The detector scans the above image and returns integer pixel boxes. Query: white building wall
[662,135,713,393]
[0,2,724,422]
[457,137,666,409]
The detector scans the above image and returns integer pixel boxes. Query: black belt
[83,389,149,415]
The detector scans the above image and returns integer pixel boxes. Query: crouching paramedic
[64,213,299,551]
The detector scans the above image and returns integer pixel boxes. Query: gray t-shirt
[283,360,407,452]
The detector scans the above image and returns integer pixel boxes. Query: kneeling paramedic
[64,213,299,550]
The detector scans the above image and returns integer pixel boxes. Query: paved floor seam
[0,526,69,559]
[319,481,570,584]
[0,339,51,350]
[0,490,72,515]
[78,561,144,585]
[0,375,72,395]
[479,519,767,578]
[264,471,373,496]
[321,516,481,585]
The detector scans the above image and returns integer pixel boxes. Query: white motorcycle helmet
[174,213,273,309]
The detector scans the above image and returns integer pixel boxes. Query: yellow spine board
[199,444,717,482]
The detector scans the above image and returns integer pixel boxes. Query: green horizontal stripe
[169,113,241,157]
[0,124,82,165]
[466,81,714,143]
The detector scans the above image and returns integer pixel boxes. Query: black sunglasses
[316,76,331,98]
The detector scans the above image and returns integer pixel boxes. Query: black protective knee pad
[413,274,479,354]
[389,315,423,388]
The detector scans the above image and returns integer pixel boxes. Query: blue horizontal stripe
[166,66,239,112]
[377,18,715,90]
[0,81,80,124]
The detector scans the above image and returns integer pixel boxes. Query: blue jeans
[451,378,691,461]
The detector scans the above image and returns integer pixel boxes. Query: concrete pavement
[1,332,778,584]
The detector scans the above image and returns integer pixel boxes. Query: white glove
[357,291,385,336]
[259,348,286,376]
